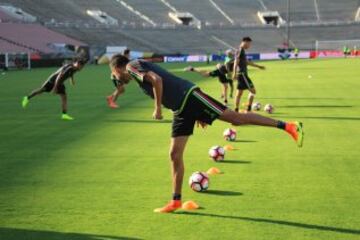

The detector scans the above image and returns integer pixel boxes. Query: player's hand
[196,121,208,129]
[153,108,163,120]
[259,65,266,70]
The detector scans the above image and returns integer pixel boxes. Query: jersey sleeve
[126,60,148,82]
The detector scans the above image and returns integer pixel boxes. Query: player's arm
[192,68,211,78]
[144,71,163,120]
[70,76,75,86]
[232,57,238,80]
[247,60,265,70]
[52,71,65,93]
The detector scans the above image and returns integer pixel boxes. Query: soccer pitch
[0,58,359,240]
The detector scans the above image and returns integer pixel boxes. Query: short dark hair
[242,37,252,42]
[110,54,129,69]
[123,48,130,55]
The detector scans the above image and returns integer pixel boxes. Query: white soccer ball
[252,102,261,111]
[209,146,225,162]
[189,171,209,192]
[264,104,274,114]
[223,128,237,141]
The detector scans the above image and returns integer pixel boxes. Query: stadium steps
[0,36,42,53]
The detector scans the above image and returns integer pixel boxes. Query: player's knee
[169,149,182,162]
[249,92,256,97]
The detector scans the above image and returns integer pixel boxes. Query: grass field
[0,58,360,240]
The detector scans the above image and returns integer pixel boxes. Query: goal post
[0,52,31,70]
[315,39,360,52]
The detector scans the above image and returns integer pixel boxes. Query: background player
[185,63,232,105]
[106,49,130,108]
[110,54,304,213]
[233,37,266,112]
[21,58,87,120]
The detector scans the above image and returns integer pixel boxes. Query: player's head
[110,54,131,82]
[123,48,130,59]
[241,36,252,49]
[73,58,87,70]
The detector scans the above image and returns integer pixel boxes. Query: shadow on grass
[281,105,353,108]
[175,212,360,235]
[200,190,243,196]
[285,116,360,121]
[106,119,172,124]
[0,227,142,240]
[221,160,252,164]
[233,140,257,143]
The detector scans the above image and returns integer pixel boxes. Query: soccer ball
[189,171,209,192]
[209,146,225,162]
[223,128,236,141]
[252,102,261,111]
[264,104,274,114]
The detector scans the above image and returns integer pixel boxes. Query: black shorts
[237,73,255,90]
[42,81,66,94]
[112,79,124,88]
[219,77,233,84]
[172,89,227,137]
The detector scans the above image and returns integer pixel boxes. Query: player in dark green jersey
[22,59,86,120]
[110,54,304,213]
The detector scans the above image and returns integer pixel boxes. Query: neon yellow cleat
[22,96,29,108]
[61,114,74,121]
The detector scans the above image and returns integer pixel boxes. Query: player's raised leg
[22,87,46,108]
[219,109,304,147]
[154,136,189,213]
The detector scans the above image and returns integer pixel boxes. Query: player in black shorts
[184,63,233,104]
[233,37,266,112]
[21,58,87,120]
[110,54,304,213]
[106,49,130,109]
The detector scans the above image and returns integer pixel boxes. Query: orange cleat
[107,96,118,109]
[285,121,304,147]
[109,102,119,109]
[154,200,182,213]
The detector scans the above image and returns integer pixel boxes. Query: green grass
[0,58,359,240]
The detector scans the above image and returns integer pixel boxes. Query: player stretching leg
[107,49,130,108]
[233,37,265,112]
[22,58,86,120]
[110,55,304,213]
[185,63,232,105]
[224,49,235,98]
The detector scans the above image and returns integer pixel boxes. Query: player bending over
[106,49,130,108]
[233,37,265,112]
[110,54,304,213]
[185,63,233,105]
[21,58,87,120]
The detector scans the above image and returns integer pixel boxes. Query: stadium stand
[0,0,359,54]
[0,23,86,53]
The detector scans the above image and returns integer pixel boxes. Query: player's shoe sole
[22,96,29,108]
[295,121,304,147]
